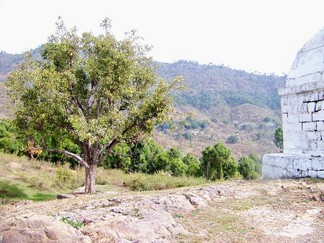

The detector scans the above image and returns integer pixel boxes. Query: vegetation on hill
[0,38,286,160]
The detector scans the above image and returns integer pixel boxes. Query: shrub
[183,153,202,177]
[61,217,84,229]
[169,158,188,176]
[238,154,261,180]
[56,167,73,183]
[123,172,206,191]
[226,135,238,144]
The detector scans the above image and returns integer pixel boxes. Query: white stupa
[262,27,324,178]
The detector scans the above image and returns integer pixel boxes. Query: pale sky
[0,0,324,74]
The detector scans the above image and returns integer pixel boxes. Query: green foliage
[157,60,285,112]
[0,179,55,204]
[183,153,202,177]
[226,135,238,144]
[274,127,283,150]
[56,166,73,183]
[238,154,262,180]
[175,91,216,110]
[0,180,27,199]
[200,143,238,180]
[6,18,181,194]
[182,132,195,140]
[105,143,132,171]
[60,217,84,229]
[0,119,23,154]
[122,171,206,191]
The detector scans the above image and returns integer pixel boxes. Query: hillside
[0,51,285,158]
[154,60,285,158]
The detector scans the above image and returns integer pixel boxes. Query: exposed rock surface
[0,215,90,243]
[1,180,323,242]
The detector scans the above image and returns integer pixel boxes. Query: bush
[56,167,73,183]
[183,153,202,177]
[238,154,261,180]
[183,132,195,140]
[226,135,238,144]
[0,119,23,154]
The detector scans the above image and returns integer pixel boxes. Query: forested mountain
[156,60,285,112]
[0,50,286,158]
[153,60,285,158]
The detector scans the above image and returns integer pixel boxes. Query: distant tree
[274,127,283,150]
[6,18,181,194]
[200,142,237,180]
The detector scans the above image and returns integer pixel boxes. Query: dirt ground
[175,179,324,242]
[1,179,324,242]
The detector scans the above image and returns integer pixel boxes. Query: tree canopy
[6,18,181,193]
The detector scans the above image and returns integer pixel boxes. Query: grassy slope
[0,153,207,203]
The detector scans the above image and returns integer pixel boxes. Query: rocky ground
[1,179,324,242]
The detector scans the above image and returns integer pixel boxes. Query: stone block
[313,110,324,121]
[303,122,317,131]
[299,113,312,122]
[317,171,324,179]
[316,121,324,131]
[281,105,291,113]
[306,131,321,140]
[308,102,316,113]
[301,103,308,113]
[287,114,300,124]
[315,101,322,111]
[310,92,319,102]
[310,142,317,151]
[308,170,317,178]
[311,158,324,170]
[318,91,324,101]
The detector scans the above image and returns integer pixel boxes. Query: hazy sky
[0,0,324,74]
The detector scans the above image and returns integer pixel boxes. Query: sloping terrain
[154,60,285,158]
[1,179,323,242]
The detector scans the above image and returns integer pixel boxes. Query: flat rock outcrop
[1,180,323,242]
[0,215,90,243]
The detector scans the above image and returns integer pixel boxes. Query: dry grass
[174,179,324,242]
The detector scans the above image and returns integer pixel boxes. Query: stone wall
[262,153,324,179]
[262,27,324,179]
[280,81,324,157]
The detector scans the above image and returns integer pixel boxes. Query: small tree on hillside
[6,18,181,194]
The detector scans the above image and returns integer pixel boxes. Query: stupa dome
[286,27,324,87]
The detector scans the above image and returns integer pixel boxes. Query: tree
[238,154,261,180]
[200,142,237,180]
[274,127,283,150]
[6,18,181,194]
[0,119,23,154]
[182,153,202,177]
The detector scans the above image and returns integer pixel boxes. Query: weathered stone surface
[263,27,324,178]
[0,215,91,243]
[262,154,324,179]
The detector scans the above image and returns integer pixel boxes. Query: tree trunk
[85,164,97,194]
